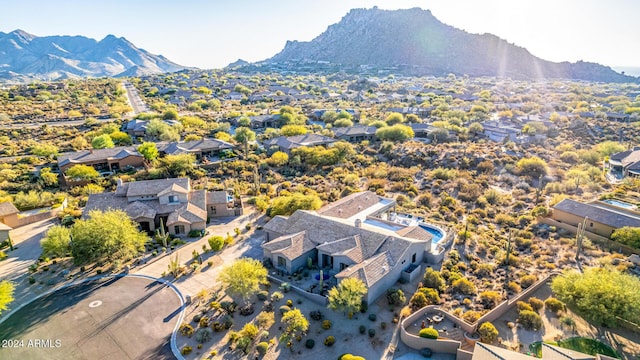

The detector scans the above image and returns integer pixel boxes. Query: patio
[269,267,337,296]
[405,310,461,340]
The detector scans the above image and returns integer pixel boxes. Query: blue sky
[1,0,639,70]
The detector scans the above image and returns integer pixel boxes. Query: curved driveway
[0,276,182,360]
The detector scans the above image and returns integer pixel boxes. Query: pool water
[419,224,444,243]
[603,199,637,210]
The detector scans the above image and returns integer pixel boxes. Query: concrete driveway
[0,275,183,360]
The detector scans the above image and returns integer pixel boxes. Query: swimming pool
[418,224,445,244]
[603,199,637,210]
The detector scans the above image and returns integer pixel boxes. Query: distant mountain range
[262,7,637,83]
[0,30,185,82]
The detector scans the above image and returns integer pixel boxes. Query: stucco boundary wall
[267,274,328,306]
[400,273,558,354]
[5,198,67,228]
[540,217,638,255]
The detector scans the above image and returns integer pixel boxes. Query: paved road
[0,276,181,360]
[122,81,148,115]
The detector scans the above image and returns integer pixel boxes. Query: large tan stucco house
[551,198,640,239]
[262,191,435,304]
[84,178,242,236]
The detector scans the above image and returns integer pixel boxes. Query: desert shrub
[418,327,438,339]
[452,277,477,295]
[544,297,565,313]
[286,299,293,307]
[339,354,366,360]
[257,290,269,301]
[359,325,366,334]
[381,322,387,329]
[195,328,212,343]
[368,328,376,338]
[310,310,323,321]
[479,291,502,309]
[324,335,335,346]
[220,301,237,314]
[236,336,251,353]
[305,338,315,349]
[462,310,482,324]
[199,316,209,328]
[520,274,538,288]
[528,297,544,312]
[180,323,195,337]
[478,322,498,343]
[508,281,522,293]
[518,310,543,330]
[271,291,284,301]
[241,323,259,339]
[221,314,233,329]
[211,321,223,332]
[322,319,332,329]
[208,235,224,251]
[181,345,192,355]
[257,311,275,329]
[516,301,533,312]
[257,341,268,355]
[386,287,406,306]
[240,303,255,316]
[228,330,239,342]
[368,313,377,321]
[279,305,292,315]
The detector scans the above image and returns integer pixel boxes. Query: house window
[211,207,216,215]
[174,225,184,234]
[277,256,286,268]
[168,195,179,203]
[589,222,593,227]
[412,253,417,263]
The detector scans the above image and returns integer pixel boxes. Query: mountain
[264,8,637,83]
[0,30,186,82]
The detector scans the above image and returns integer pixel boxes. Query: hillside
[0,30,186,82]
[265,7,636,83]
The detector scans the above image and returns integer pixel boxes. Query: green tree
[233,126,256,157]
[31,143,59,158]
[41,225,71,258]
[280,308,309,343]
[0,280,15,315]
[280,125,308,136]
[478,322,499,343]
[137,142,159,162]
[385,112,405,125]
[375,124,414,142]
[327,278,367,317]
[109,131,132,145]
[70,209,148,264]
[270,193,322,216]
[267,151,289,167]
[91,134,114,149]
[386,288,406,306]
[219,258,268,303]
[423,267,446,292]
[611,227,640,249]
[596,140,625,157]
[159,153,196,177]
[515,156,548,178]
[66,164,99,180]
[551,267,640,326]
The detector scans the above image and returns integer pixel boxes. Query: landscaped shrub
[211,321,223,332]
[386,288,407,306]
[380,322,387,330]
[286,299,293,307]
[279,305,292,315]
[179,323,194,337]
[228,330,239,342]
[257,341,268,355]
[462,310,482,324]
[236,336,251,353]
[257,290,269,301]
[280,282,291,293]
[516,301,533,312]
[310,310,323,321]
[195,328,212,343]
[545,297,565,313]
[221,314,233,329]
[359,325,366,334]
[339,354,366,360]
[478,322,498,343]
[199,316,209,328]
[368,328,376,338]
[208,235,224,251]
[518,310,543,330]
[322,319,332,329]
[324,335,335,346]
[241,323,259,339]
[220,301,237,314]
[181,345,193,355]
[418,327,438,339]
[240,303,255,316]
[368,313,377,321]
[305,339,315,349]
[528,297,544,312]
[271,291,284,302]
[256,311,275,329]
[360,300,368,313]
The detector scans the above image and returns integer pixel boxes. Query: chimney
[355,219,362,228]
